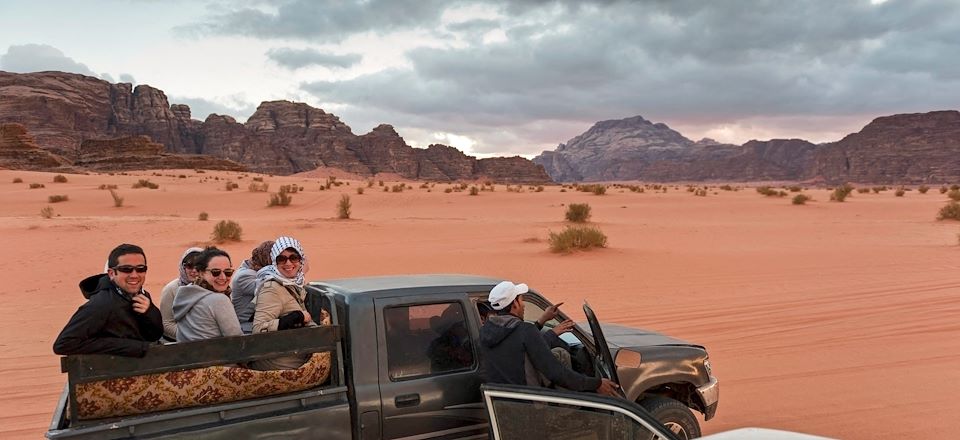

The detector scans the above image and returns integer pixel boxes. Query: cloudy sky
[1,0,958,157]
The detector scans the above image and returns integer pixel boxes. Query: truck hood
[580,322,704,351]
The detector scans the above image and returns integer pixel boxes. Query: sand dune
[1,169,958,439]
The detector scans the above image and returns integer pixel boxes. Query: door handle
[395,393,420,408]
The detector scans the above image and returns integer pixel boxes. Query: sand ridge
[1,169,958,439]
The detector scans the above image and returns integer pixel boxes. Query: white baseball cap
[488,281,528,310]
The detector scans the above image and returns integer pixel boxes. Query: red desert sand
[1,169,958,439]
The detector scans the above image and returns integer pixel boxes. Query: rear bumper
[697,375,719,420]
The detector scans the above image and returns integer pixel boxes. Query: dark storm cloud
[266,47,362,69]
[0,44,99,77]
[195,1,960,153]
[188,0,451,42]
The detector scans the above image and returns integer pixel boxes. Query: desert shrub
[13,177,23,183]
[178,174,187,179]
[53,174,68,183]
[940,186,949,194]
[536,185,544,192]
[29,183,45,189]
[198,211,209,221]
[792,194,811,205]
[756,186,776,196]
[248,181,269,192]
[252,176,263,182]
[98,184,118,190]
[196,169,206,174]
[48,194,69,203]
[952,184,960,191]
[469,186,479,196]
[895,189,905,197]
[391,184,405,193]
[565,203,592,223]
[549,226,608,253]
[918,185,930,194]
[444,188,453,193]
[694,188,707,197]
[787,185,802,192]
[225,181,235,191]
[559,188,567,192]
[830,184,854,202]
[857,188,871,194]
[719,184,733,191]
[211,220,242,242]
[378,180,384,187]
[948,190,960,202]
[279,184,299,194]
[132,179,159,189]
[383,186,389,192]
[268,190,293,207]
[40,206,54,218]
[937,202,960,220]
[337,194,351,219]
[109,189,124,207]
[356,187,364,195]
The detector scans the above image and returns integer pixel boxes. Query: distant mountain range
[0,71,550,183]
[534,111,960,184]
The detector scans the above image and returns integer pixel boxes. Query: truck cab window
[384,302,475,380]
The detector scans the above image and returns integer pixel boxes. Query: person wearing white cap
[479,281,619,396]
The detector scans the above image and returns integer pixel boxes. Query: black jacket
[479,314,600,392]
[53,274,163,357]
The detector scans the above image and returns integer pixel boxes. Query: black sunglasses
[275,254,302,264]
[113,265,148,274]
[206,268,235,277]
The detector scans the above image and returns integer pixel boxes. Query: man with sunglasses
[54,244,163,357]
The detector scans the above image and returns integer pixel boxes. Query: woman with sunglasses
[172,247,242,342]
[159,247,203,342]
[250,236,316,370]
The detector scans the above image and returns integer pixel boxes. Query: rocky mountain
[0,123,75,171]
[0,71,550,183]
[534,111,960,183]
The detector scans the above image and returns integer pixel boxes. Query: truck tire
[639,396,701,439]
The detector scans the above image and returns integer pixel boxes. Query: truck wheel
[639,396,701,439]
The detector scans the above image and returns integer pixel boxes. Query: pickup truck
[47,274,718,439]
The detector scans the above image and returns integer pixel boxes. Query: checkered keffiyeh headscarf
[256,236,307,287]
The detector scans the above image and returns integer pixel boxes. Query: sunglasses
[206,268,235,277]
[114,265,148,274]
[275,254,302,264]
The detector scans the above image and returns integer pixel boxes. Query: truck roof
[309,273,504,297]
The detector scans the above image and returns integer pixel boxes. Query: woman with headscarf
[172,247,242,342]
[159,247,203,341]
[249,236,316,370]
[230,240,274,334]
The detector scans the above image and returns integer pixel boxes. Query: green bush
[830,184,854,202]
[53,174,68,183]
[211,220,243,242]
[792,194,811,205]
[109,189,124,207]
[937,202,960,220]
[565,203,592,223]
[132,179,159,189]
[248,181,269,192]
[48,194,69,203]
[549,226,608,253]
[40,206,54,219]
[337,194,351,219]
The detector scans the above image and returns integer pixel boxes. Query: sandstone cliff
[534,112,960,183]
[0,123,74,171]
[0,71,550,183]
[74,136,245,172]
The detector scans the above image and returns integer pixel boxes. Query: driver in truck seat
[479,281,619,396]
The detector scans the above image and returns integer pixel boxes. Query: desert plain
[1,168,958,440]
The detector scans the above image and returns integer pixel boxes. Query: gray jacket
[229,260,259,334]
[172,284,242,343]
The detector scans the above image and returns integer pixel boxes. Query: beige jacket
[249,279,315,370]
[159,278,180,341]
